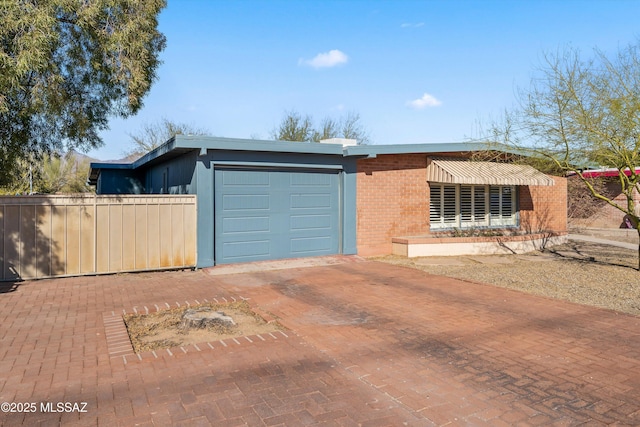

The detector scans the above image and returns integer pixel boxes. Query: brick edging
[102,296,287,365]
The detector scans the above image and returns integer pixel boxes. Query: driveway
[1,258,639,426]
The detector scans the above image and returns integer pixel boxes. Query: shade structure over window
[426,158,555,186]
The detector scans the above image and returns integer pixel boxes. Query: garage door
[214,168,341,264]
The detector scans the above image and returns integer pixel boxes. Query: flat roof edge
[343,142,491,156]
[88,162,135,170]
[174,135,345,155]
[89,138,516,177]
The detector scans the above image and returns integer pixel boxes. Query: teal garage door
[214,168,341,264]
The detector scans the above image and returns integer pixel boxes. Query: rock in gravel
[180,308,235,330]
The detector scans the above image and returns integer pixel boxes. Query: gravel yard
[373,239,640,316]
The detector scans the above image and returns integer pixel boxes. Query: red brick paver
[1,261,639,426]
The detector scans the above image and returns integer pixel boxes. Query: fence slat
[4,206,21,280]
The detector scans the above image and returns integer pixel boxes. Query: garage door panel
[291,236,333,254]
[223,216,270,233]
[222,240,270,259]
[223,170,270,186]
[222,194,270,211]
[291,194,332,209]
[215,168,340,264]
[290,214,332,230]
[290,173,332,186]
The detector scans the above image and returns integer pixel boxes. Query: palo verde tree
[0,0,166,186]
[271,110,370,144]
[0,152,93,195]
[487,42,640,269]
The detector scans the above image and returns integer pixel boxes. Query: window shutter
[429,185,442,227]
[460,186,472,224]
[490,186,500,221]
[501,186,513,217]
[443,186,456,225]
[474,186,486,225]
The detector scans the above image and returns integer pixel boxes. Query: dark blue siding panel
[97,170,144,194]
[215,168,340,264]
[146,151,197,194]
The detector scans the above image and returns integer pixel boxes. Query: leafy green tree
[0,0,166,186]
[0,152,93,195]
[486,42,640,269]
[126,118,210,159]
[38,153,94,194]
[271,110,370,144]
[0,158,33,195]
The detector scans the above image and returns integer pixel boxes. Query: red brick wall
[356,155,568,256]
[519,175,568,234]
[356,154,429,256]
[569,179,640,228]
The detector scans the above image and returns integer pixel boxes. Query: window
[429,184,517,230]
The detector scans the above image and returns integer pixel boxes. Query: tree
[0,0,167,186]
[38,152,94,194]
[126,118,210,159]
[486,42,640,269]
[340,111,370,144]
[271,110,315,142]
[271,110,370,144]
[0,152,94,195]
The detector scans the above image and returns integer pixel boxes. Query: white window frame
[429,183,517,230]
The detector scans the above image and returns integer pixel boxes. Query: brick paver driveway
[1,258,639,426]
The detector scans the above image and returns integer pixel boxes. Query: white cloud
[401,22,425,28]
[299,49,348,68]
[407,93,442,109]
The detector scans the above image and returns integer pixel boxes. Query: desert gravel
[373,240,640,316]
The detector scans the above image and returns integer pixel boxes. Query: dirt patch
[373,240,640,316]
[123,300,284,353]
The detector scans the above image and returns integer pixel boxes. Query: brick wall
[569,179,640,228]
[356,154,429,256]
[519,175,568,234]
[356,155,568,256]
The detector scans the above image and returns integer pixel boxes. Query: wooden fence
[0,195,197,281]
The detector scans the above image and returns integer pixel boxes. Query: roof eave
[343,142,512,157]
[173,135,344,156]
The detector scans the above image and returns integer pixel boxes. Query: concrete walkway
[1,259,640,425]
[569,233,638,250]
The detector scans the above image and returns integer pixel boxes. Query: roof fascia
[174,135,344,156]
[88,162,134,170]
[343,142,491,157]
[131,136,178,168]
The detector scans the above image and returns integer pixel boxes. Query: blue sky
[89,0,640,160]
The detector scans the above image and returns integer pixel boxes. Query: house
[89,136,567,267]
